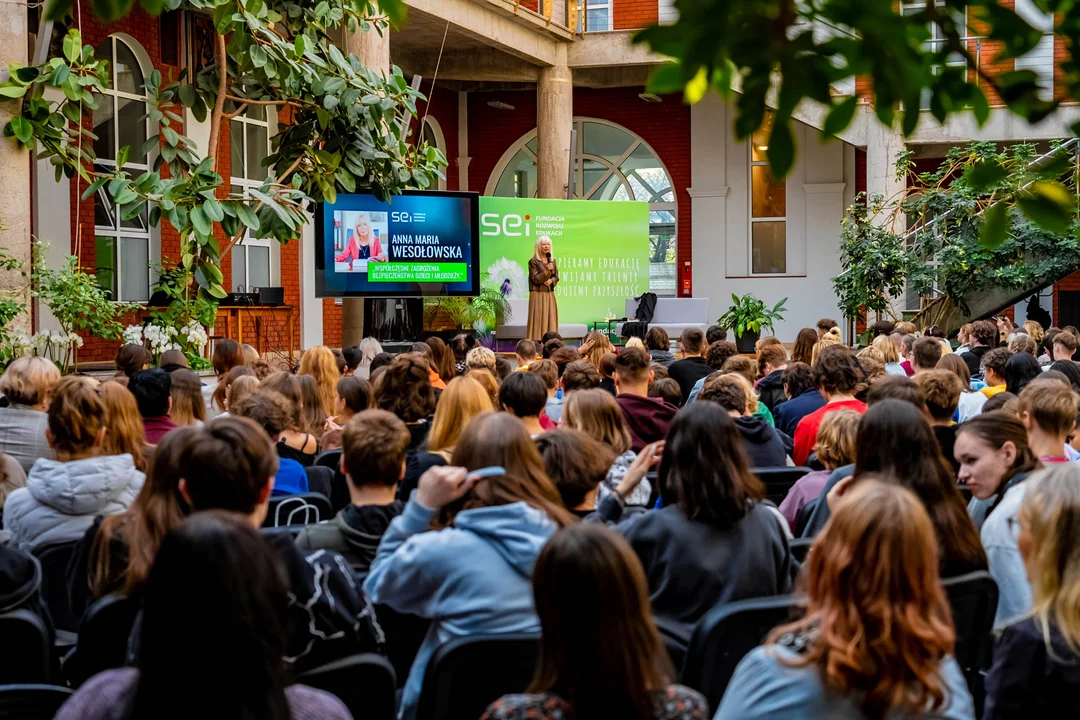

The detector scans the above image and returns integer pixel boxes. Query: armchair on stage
[615,297,710,338]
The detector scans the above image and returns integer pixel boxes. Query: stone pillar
[339,17,391,348]
[536,45,572,199]
[865,119,907,321]
[0,6,31,331]
[457,90,471,191]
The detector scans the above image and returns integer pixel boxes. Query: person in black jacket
[960,319,998,379]
[698,375,792,467]
[756,344,789,414]
[983,463,1080,718]
[177,416,383,672]
[619,403,796,641]
[295,409,407,572]
[667,328,712,404]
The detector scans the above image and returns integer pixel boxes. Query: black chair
[752,467,812,505]
[374,604,432,689]
[682,595,807,711]
[298,653,396,720]
[314,449,351,512]
[69,594,139,686]
[0,684,73,720]
[261,493,332,528]
[305,465,335,501]
[654,618,688,678]
[788,537,813,564]
[942,571,998,703]
[794,496,820,537]
[415,634,541,720]
[31,541,80,635]
[0,610,53,684]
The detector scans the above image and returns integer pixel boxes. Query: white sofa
[615,297,710,338]
[495,298,590,341]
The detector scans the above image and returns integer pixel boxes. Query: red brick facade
[614,0,658,30]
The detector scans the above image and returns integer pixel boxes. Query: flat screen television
[314,190,480,298]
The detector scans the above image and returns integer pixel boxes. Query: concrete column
[536,45,572,199]
[0,6,31,331]
[457,90,471,191]
[865,120,907,232]
[337,17,391,348]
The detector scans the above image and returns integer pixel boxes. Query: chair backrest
[304,465,335,500]
[942,571,999,693]
[298,653,396,720]
[788,537,814,565]
[752,467,812,505]
[71,594,139,686]
[415,634,541,720]
[30,541,79,633]
[314,450,341,471]
[313,450,351,512]
[261,493,332,528]
[682,595,807,711]
[0,610,52,684]
[0,685,73,720]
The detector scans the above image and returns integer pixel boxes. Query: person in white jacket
[3,376,144,552]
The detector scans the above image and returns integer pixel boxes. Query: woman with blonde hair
[240,343,259,366]
[408,376,494,475]
[872,333,905,375]
[466,367,501,409]
[0,355,61,472]
[1022,320,1045,345]
[224,375,260,414]
[298,345,339,419]
[527,235,559,340]
[778,409,859,530]
[810,327,842,365]
[354,337,383,379]
[335,211,386,268]
[984,463,1080,715]
[466,346,497,371]
[719,356,777,427]
[717,480,974,718]
[297,374,329,439]
[562,388,653,507]
[169,369,207,427]
[99,381,148,473]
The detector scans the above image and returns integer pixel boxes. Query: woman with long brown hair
[208,339,243,415]
[364,412,574,720]
[375,353,440,497]
[581,330,613,370]
[260,372,318,465]
[955,411,1039,529]
[563,388,653,507]
[297,345,339,420]
[425,336,457,383]
[483,525,707,720]
[297,374,329,439]
[99,381,148,473]
[790,327,818,366]
[68,427,196,617]
[717,480,974,719]
[169,369,207,427]
[621,402,795,639]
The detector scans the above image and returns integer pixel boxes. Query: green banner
[369,262,468,282]
[478,198,650,324]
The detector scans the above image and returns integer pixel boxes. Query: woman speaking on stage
[527,236,559,340]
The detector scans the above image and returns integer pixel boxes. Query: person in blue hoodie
[364,412,574,720]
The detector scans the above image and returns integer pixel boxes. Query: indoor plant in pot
[717,293,788,353]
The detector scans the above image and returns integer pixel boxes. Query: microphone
[546,252,551,263]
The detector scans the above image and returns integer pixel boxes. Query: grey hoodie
[3,454,144,552]
[650,349,677,368]
[364,498,558,720]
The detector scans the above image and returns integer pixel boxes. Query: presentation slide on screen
[315,191,479,298]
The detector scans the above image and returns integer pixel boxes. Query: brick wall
[467,85,692,295]
[613,0,658,30]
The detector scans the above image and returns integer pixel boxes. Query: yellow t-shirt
[981,385,1007,399]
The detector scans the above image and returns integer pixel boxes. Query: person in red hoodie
[792,345,867,466]
[614,348,679,452]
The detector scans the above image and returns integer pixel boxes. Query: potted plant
[423,288,512,344]
[717,293,788,353]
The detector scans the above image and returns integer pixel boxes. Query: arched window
[420,117,447,191]
[229,105,275,292]
[488,118,677,295]
[92,35,154,302]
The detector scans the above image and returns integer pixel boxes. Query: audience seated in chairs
[482,524,707,720]
[55,512,352,720]
[260,372,320,467]
[374,354,438,500]
[792,346,867,466]
[955,411,1038,533]
[615,348,678,452]
[129,369,178,445]
[618,402,796,641]
[696,374,792,466]
[176,416,383,672]
[0,356,60,473]
[364,412,574,720]
[231,390,311,497]
[4,376,145,552]
[716,480,975,719]
[97,381,148,474]
[320,375,374,452]
[778,409,859,531]
[983,463,1080,717]
[295,409,408,572]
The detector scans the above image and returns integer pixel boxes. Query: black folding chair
[0,684,73,720]
[298,653,396,720]
[788,537,814,565]
[752,467,812,505]
[942,571,999,708]
[31,541,79,635]
[69,594,139,686]
[261,493,332,528]
[305,465,335,501]
[314,450,351,512]
[0,610,53,684]
[682,595,807,711]
[415,634,540,720]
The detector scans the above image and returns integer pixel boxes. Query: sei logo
[391,211,426,222]
[480,213,532,237]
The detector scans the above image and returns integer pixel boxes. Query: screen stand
[364,298,423,343]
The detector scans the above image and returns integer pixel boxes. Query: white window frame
[584,0,613,32]
[901,1,969,109]
[93,34,156,303]
[748,136,787,276]
[229,108,276,293]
